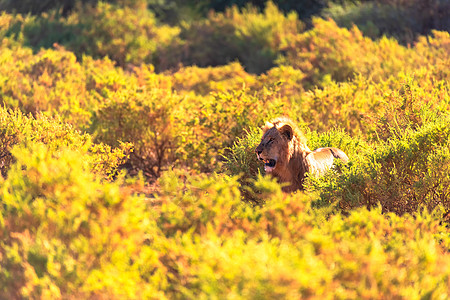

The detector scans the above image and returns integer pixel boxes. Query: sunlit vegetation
[1,0,450,298]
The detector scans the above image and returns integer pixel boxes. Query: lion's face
[255,124,293,173]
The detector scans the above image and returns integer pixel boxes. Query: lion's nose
[256,149,262,155]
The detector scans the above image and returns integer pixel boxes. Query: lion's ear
[279,124,293,140]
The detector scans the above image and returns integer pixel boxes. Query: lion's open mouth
[264,159,276,172]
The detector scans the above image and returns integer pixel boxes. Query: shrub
[0,107,130,179]
[91,76,183,178]
[205,0,337,21]
[169,62,256,96]
[0,46,88,123]
[3,157,450,298]
[279,18,416,87]
[303,77,450,214]
[414,30,450,81]
[223,126,264,202]
[296,75,384,134]
[306,127,366,160]
[156,170,243,236]
[0,3,180,68]
[183,85,284,172]
[0,142,156,298]
[322,0,450,44]
[0,41,141,129]
[67,2,180,67]
[287,72,450,136]
[160,1,302,73]
[224,127,263,180]
[0,11,83,54]
[279,18,450,89]
[151,170,450,298]
[323,2,420,43]
[255,65,306,105]
[310,114,450,215]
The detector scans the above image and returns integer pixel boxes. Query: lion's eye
[267,138,274,145]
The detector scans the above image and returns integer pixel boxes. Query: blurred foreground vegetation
[1,0,450,298]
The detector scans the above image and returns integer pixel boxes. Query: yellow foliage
[0,3,450,298]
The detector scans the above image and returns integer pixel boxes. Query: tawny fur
[255,117,348,192]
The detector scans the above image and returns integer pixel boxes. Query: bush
[151,171,450,298]
[0,3,179,68]
[0,45,89,124]
[2,2,450,297]
[284,71,450,136]
[3,156,450,298]
[310,114,450,215]
[323,2,420,43]
[159,1,302,73]
[0,141,155,298]
[184,85,284,172]
[255,65,306,104]
[0,41,142,129]
[296,75,383,134]
[223,126,264,202]
[414,30,450,80]
[0,0,75,15]
[279,18,450,88]
[0,107,130,179]
[156,170,243,236]
[169,62,256,96]
[224,127,263,180]
[67,2,180,67]
[323,0,450,44]
[91,67,184,178]
[279,18,418,87]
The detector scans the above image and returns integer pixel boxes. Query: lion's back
[306,147,348,176]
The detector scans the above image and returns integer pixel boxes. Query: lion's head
[255,117,310,174]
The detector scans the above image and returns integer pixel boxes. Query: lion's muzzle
[263,159,276,173]
[256,146,277,173]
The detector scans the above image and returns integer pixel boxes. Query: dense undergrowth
[1,0,450,298]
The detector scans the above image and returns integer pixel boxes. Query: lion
[255,117,348,192]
